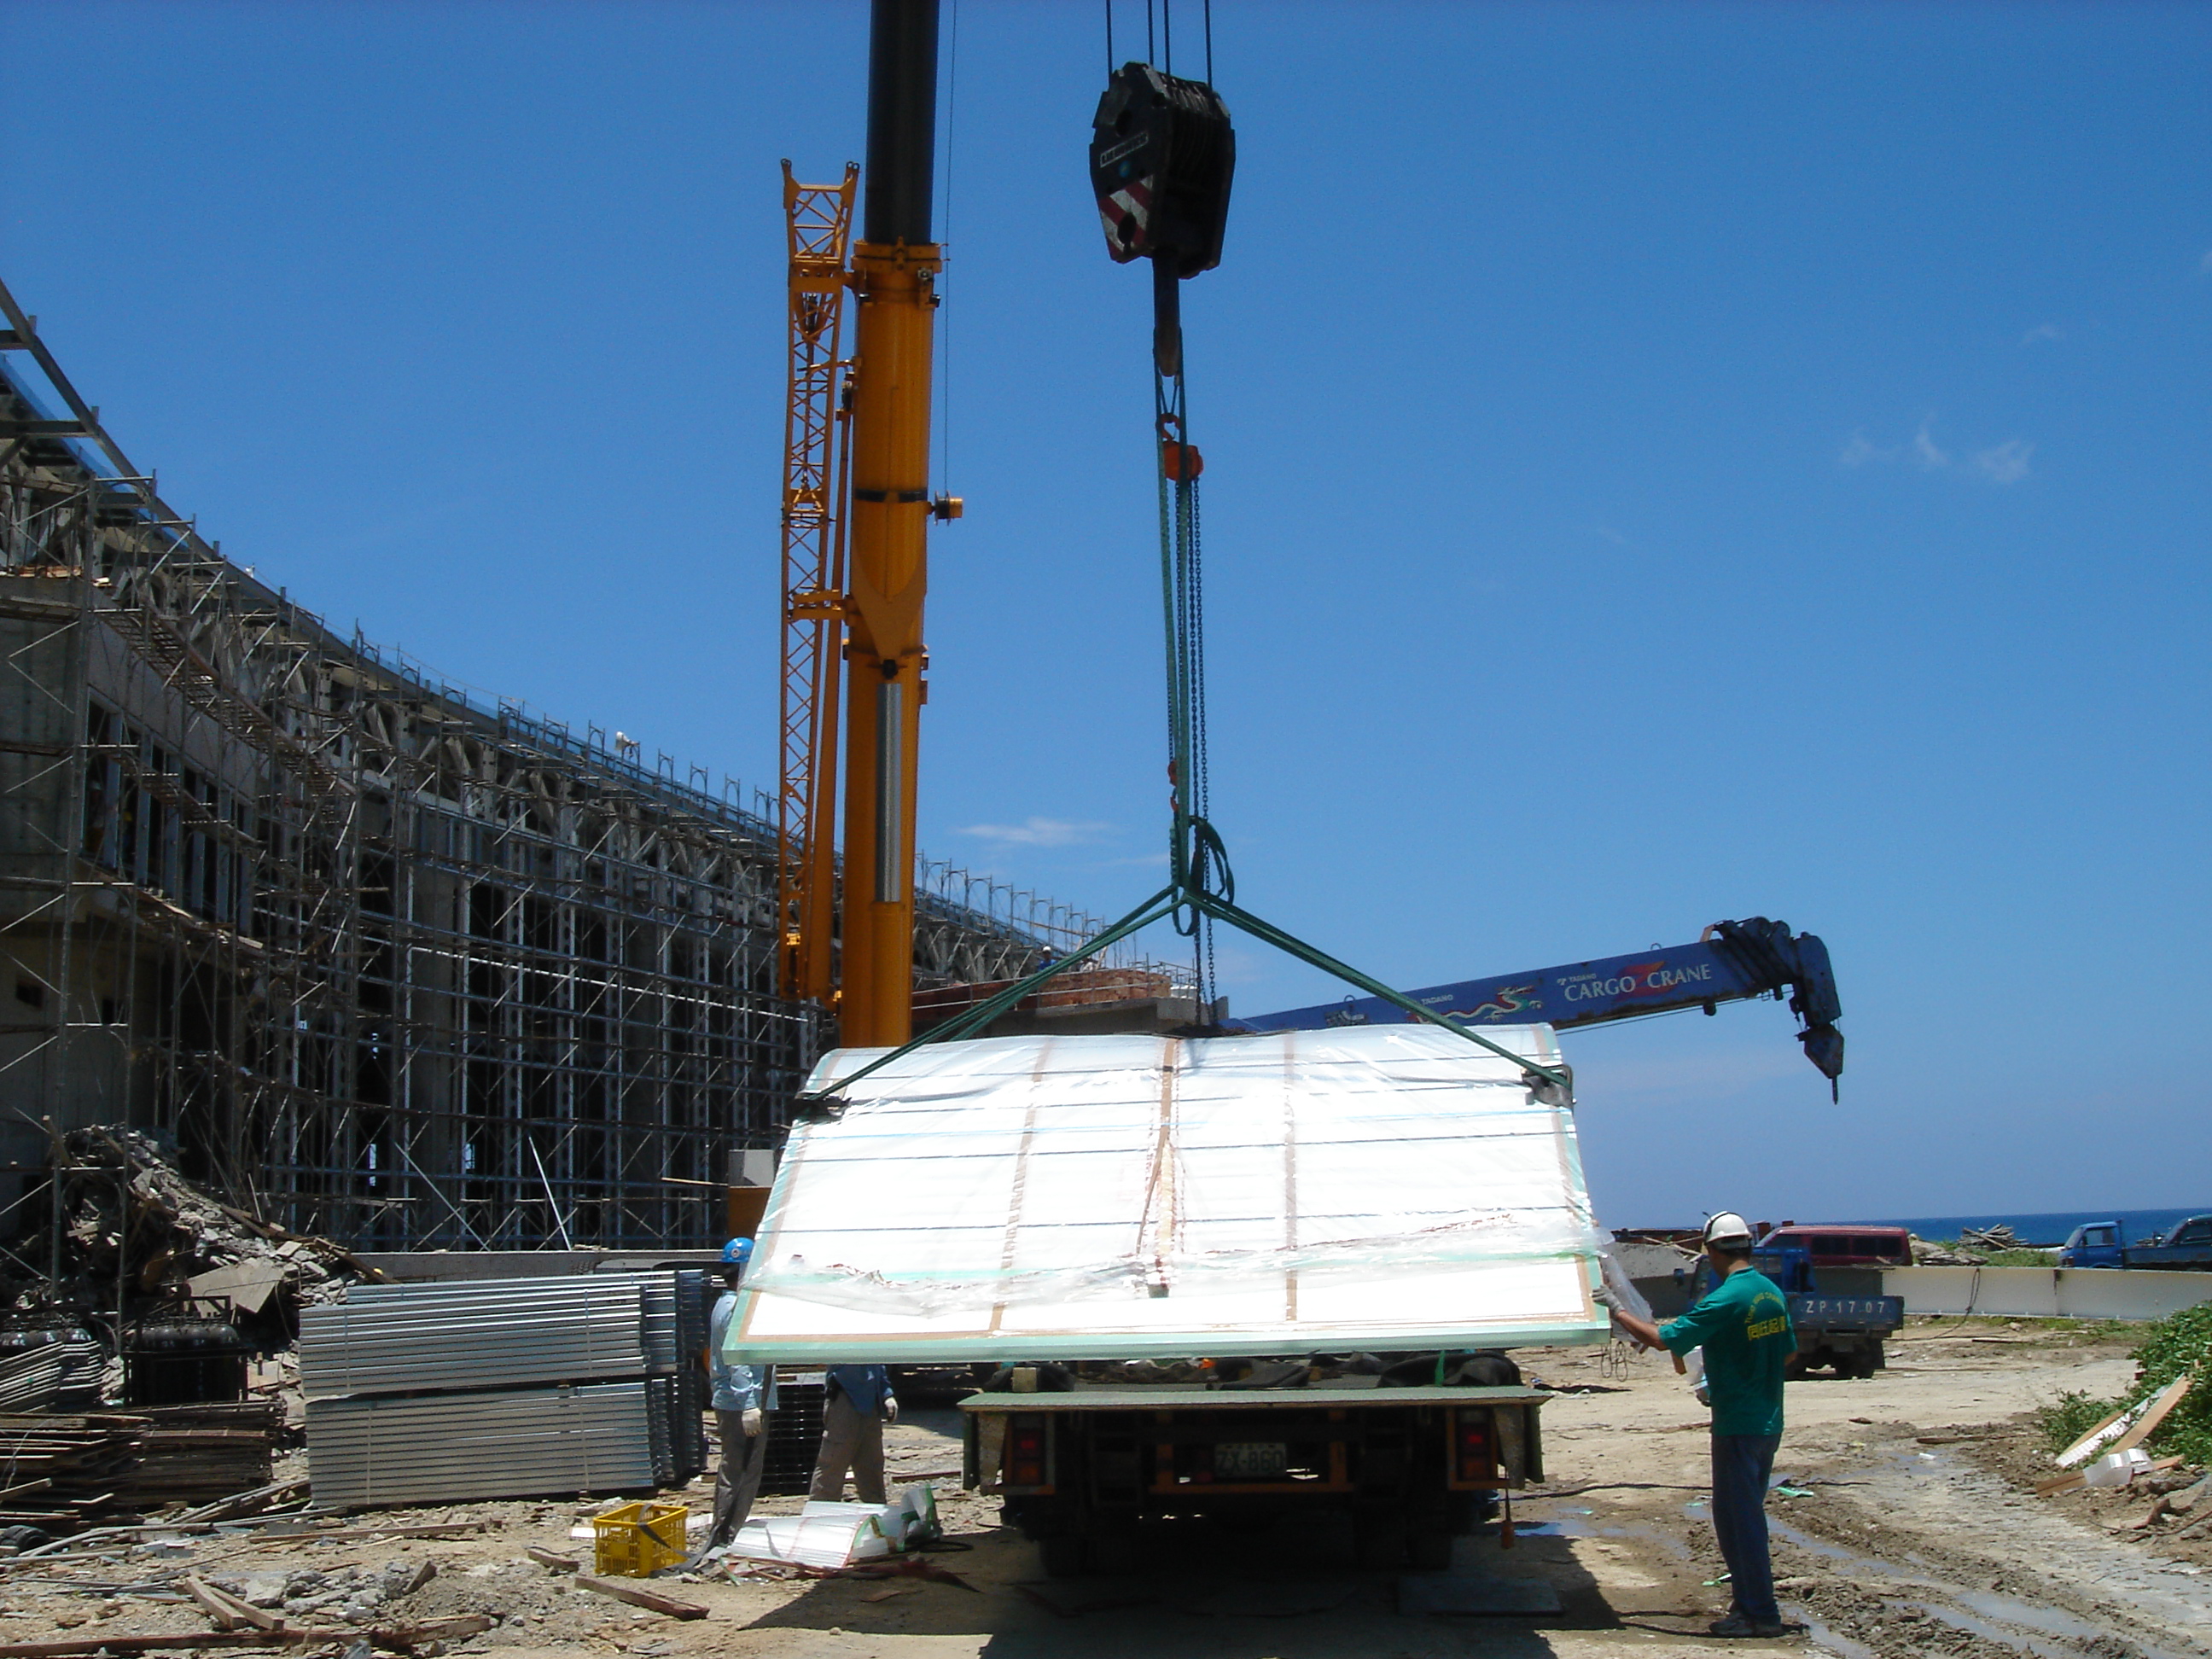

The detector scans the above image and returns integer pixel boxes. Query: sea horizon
[1621,1206,2207,1247]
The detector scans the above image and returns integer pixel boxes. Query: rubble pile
[4,1128,376,1337]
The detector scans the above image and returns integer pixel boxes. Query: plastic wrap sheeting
[727,1025,1613,1362]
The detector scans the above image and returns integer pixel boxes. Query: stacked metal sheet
[0,1336,105,1414]
[299,1276,649,1399]
[304,1382,658,1510]
[760,1376,827,1497]
[301,1271,707,1510]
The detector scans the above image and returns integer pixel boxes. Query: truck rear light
[1455,1411,1494,1483]
[1006,1415,1048,1489]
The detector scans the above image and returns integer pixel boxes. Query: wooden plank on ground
[2039,1452,2181,1499]
[574,1575,708,1619]
[249,1521,489,1547]
[2108,1375,2194,1457]
[0,1632,336,1657]
[370,1616,495,1644]
[183,1573,245,1629]
[187,1574,284,1631]
[2055,1397,2145,1468]
[527,1546,579,1571]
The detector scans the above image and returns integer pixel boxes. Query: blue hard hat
[721,1237,754,1266]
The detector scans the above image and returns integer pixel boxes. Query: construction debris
[3,1129,376,1346]
[0,1400,281,1536]
[0,1414,152,1533]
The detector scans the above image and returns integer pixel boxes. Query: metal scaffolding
[0,282,1183,1252]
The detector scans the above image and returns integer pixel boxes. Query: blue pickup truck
[1745,1226,1907,1379]
[2058,1215,2212,1271]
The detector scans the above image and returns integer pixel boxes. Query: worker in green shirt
[1609,1211,1795,1639]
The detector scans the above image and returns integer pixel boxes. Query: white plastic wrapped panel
[727,1025,1612,1361]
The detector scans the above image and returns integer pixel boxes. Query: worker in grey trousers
[700,1237,777,1557]
[809,1363,897,1504]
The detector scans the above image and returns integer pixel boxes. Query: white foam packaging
[729,1485,940,1568]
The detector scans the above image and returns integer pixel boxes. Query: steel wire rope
[1155,352,1223,1019]
[934,0,960,498]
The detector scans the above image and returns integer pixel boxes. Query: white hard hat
[1703,1211,1756,1248]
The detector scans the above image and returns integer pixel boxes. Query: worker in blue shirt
[809,1363,898,1504]
[1609,1211,1796,1639]
[701,1238,777,1557]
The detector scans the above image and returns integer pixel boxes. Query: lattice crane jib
[777,162,858,1004]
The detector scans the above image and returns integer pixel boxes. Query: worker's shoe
[1707,1612,1788,1638]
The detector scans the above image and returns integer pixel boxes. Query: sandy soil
[2,1318,2205,1659]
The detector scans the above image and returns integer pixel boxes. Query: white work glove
[882,1396,899,1424]
[742,1408,765,1438]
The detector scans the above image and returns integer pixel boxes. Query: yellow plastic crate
[591,1500,690,1578]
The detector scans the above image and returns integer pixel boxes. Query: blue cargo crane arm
[1237,917,1844,1097]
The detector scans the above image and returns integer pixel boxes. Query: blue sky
[4,2,2208,1225]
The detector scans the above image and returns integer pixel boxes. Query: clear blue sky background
[4,2,2207,1226]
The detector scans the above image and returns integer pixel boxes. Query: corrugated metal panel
[0,1338,105,1413]
[300,1277,649,1399]
[305,1382,658,1509]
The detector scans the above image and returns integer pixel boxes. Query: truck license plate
[1214,1441,1287,1479]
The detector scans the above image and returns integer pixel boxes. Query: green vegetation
[2039,1389,2116,1455]
[2034,1302,2212,1466]
[2131,1302,2212,1466]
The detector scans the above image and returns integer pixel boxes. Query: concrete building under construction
[0,289,1169,1252]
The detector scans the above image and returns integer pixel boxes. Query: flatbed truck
[958,1381,1548,1575]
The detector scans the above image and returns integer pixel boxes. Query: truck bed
[958,1383,1550,1411]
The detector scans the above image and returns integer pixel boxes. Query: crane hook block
[1161,440,1203,480]
[1090,61,1236,278]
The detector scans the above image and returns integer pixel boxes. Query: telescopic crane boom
[777,0,953,1041]
[1240,917,1845,1094]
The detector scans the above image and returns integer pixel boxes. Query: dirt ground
[3,1318,2207,1659]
